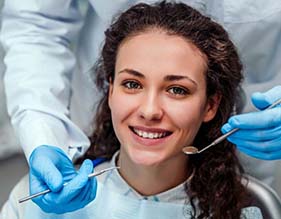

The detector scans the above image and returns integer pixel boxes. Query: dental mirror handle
[198,98,281,153]
[198,128,238,153]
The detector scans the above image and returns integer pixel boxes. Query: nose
[138,92,164,121]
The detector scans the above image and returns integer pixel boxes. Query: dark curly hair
[81,1,250,218]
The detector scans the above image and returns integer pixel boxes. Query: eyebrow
[163,75,197,86]
[118,68,197,86]
[118,68,144,78]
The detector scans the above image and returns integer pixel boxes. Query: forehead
[115,31,207,81]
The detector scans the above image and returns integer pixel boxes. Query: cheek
[109,92,137,127]
[110,93,127,121]
[110,94,129,145]
[165,99,207,131]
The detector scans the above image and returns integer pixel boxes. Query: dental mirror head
[182,127,238,155]
[182,146,199,154]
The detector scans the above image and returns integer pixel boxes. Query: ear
[203,93,222,122]
[108,77,113,109]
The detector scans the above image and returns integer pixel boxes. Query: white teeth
[143,132,148,138]
[133,128,167,139]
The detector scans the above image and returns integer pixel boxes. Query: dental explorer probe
[18,166,120,203]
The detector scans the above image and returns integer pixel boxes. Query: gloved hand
[29,145,97,214]
[221,86,281,160]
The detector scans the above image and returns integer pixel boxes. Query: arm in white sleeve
[0,0,90,161]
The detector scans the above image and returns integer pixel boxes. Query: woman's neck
[117,151,190,196]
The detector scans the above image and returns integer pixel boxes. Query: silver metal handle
[18,166,120,203]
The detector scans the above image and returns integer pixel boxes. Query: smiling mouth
[130,127,172,139]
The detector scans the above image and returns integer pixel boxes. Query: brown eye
[122,80,142,89]
[167,86,188,96]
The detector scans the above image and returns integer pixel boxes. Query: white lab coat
[0,0,280,184]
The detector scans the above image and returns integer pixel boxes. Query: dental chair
[242,175,281,219]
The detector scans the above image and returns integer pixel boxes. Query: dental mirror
[182,98,281,155]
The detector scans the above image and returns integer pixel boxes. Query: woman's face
[109,31,219,167]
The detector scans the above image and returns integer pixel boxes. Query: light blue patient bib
[23,182,262,219]
[23,182,190,219]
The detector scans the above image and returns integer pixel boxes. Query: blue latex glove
[29,145,97,214]
[221,86,281,160]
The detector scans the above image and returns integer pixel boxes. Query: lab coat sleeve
[0,0,90,160]
[0,175,29,219]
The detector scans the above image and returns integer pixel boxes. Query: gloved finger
[237,146,281,160]
[44,159,94,203]
[67,159,97,203]
[68,171,96,203]
[29,173,49,195]
[251,85,281,110]
[34,200,52,213]
[227,107,281,129]
[40,179,97,214]
[86,179,97,201]
[227,135,281,152]
[75,177,97,204]
[221,124,281,141]
[30,156,64,192]
[221,123,233,133]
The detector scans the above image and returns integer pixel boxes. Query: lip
[129,126,173,147]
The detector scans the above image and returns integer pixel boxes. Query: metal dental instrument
[18,166,120,203]
[182,98,281,155]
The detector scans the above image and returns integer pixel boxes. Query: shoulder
[241,206,263,219]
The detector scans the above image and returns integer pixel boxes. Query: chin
[128,149,166,167]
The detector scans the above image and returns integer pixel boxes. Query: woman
[82,1,260,218]
[1,1,261,219]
